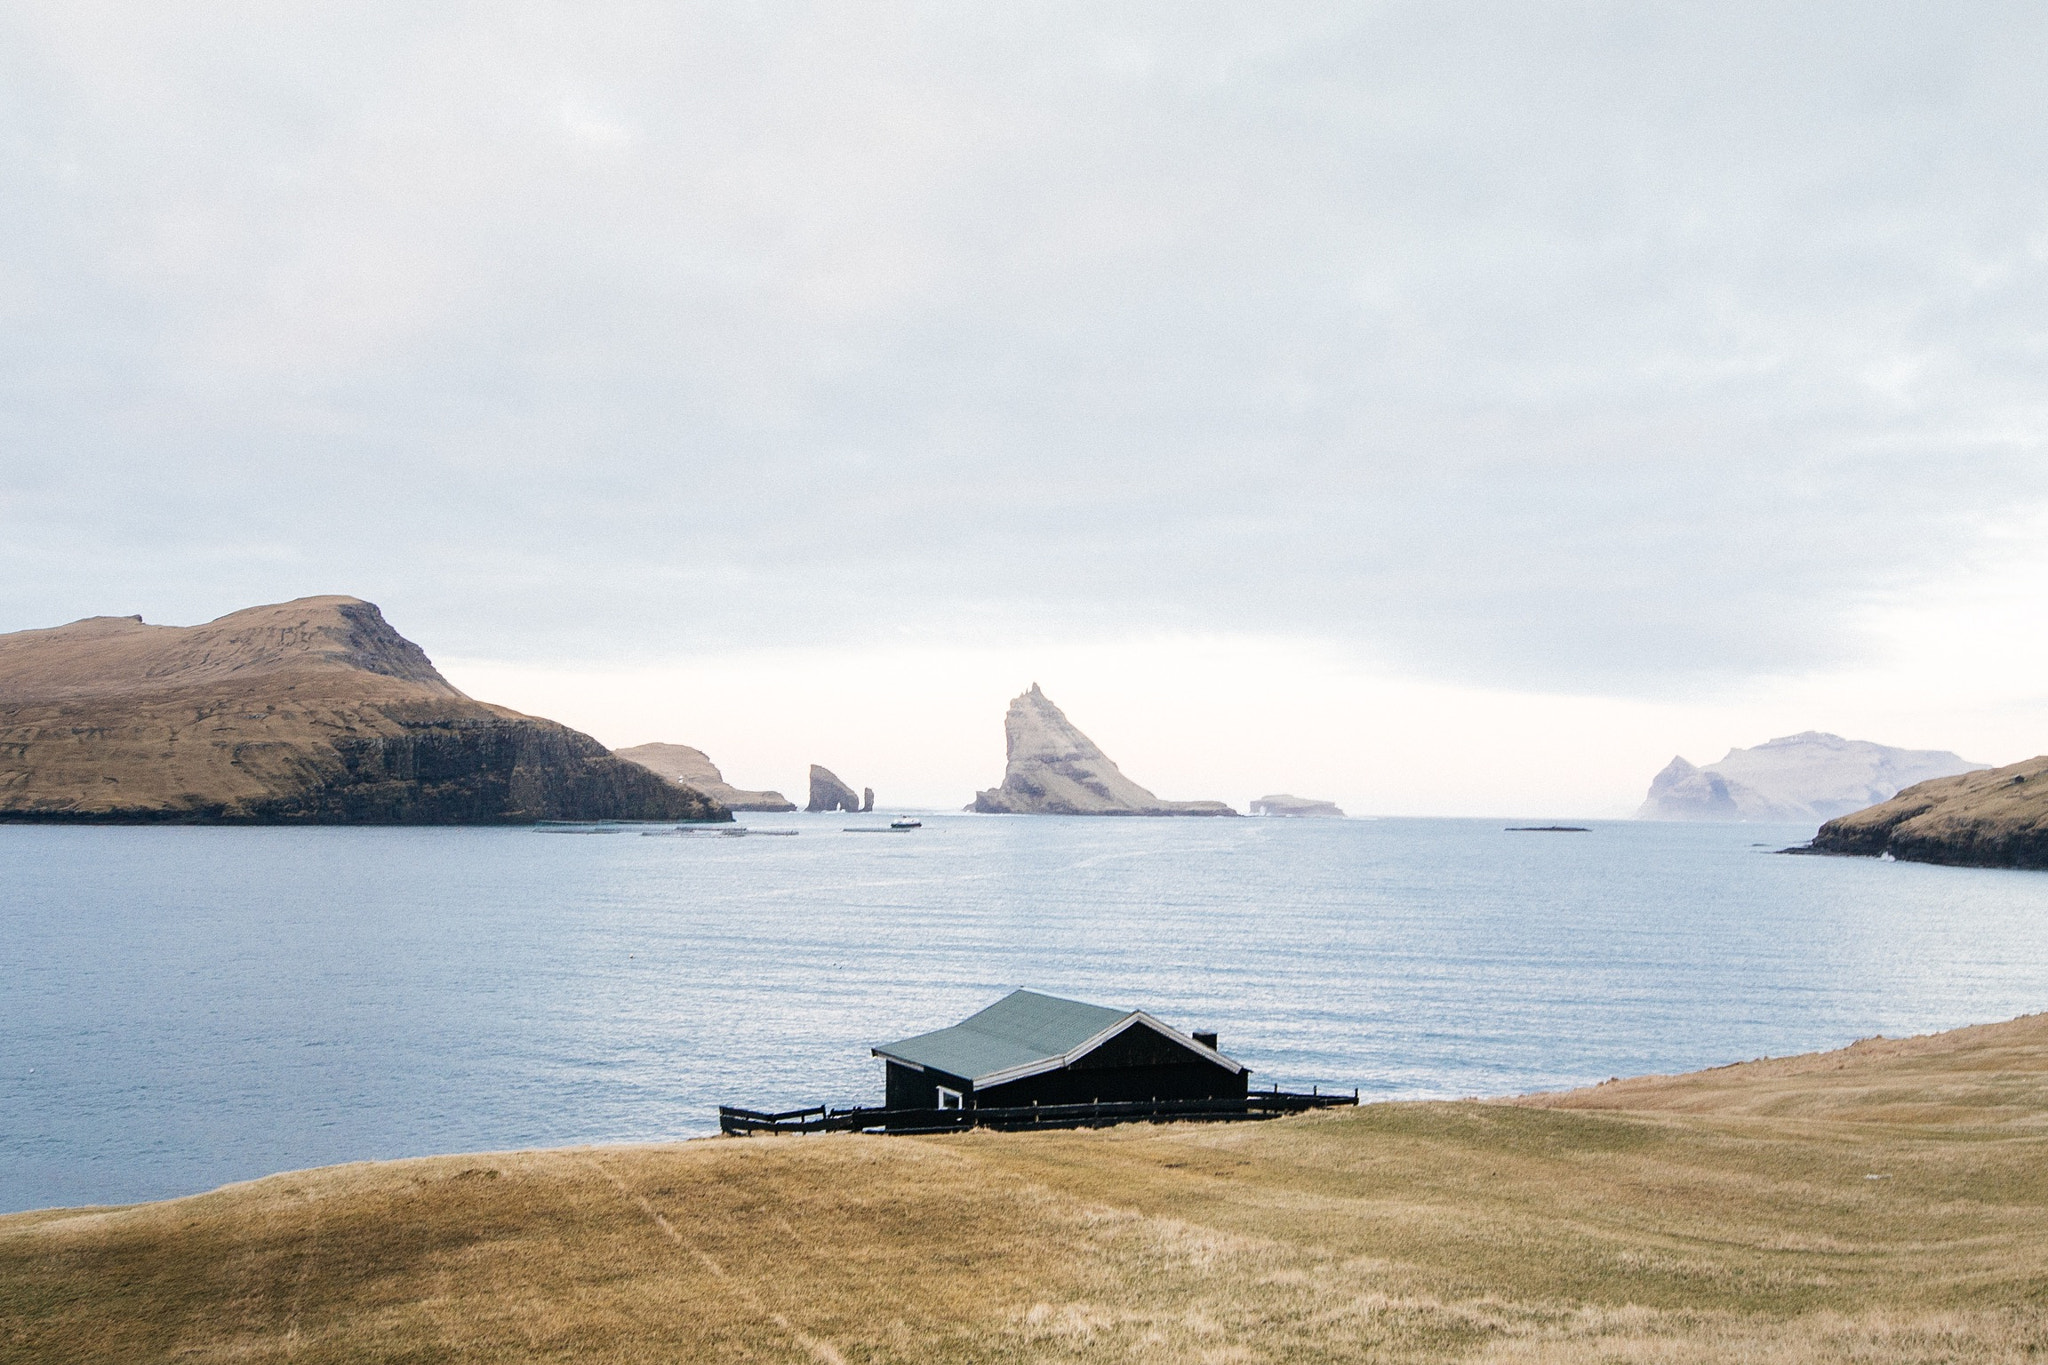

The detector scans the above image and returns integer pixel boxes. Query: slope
[613,742,795,811]
[0,596,724,823]
[11,1013,2047,1362]
[1809,754,2048,868]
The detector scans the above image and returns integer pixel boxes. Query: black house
[872,989,1249,1112]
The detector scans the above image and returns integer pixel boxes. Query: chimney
[1193,1031,1218,1051]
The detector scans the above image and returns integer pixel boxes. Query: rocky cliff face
[612,743,796,811]
[969,684,1235,816]
[1636,732,1984,824]
[807,765,862,813]
[1251,794,1345,817]
[0,596,726,824]
[1810,757,2048,868]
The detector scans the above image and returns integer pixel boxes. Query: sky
[3,3,2047,815]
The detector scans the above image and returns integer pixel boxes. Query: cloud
[3,1,2046,696]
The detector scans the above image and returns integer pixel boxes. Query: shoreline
[10,1010,2037,1221]
[9,1009,2048,1361]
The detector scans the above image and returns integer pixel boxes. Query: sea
[7,813,2048,1215]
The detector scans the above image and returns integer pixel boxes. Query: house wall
[885,1060,973,1111]
[976,1023,1248,1108]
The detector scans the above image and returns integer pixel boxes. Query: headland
[1811,754,2048,868]
[613,742,795,811]
[0,596,724,823]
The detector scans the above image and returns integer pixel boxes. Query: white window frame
[936,1086,963,1110]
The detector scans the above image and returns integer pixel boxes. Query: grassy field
[8,1016,2048,1363]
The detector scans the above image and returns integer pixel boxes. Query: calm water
[7,814,2048,1214]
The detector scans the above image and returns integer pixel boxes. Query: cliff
[0,596,726,824]
[969,684,1236,816]
[1636,732,1984,823]
[1809,756,2048,868]
[1251,794,1345,817]
[807,765,864,813]
[613,743,795,811]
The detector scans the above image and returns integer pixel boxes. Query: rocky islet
[969,684,1235,816]
[806,764,867,813]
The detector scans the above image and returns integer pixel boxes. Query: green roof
[873,989,1132,1084]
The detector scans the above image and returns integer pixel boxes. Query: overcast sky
[5,4,2046,812]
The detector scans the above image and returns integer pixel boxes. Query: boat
[890,818,922,830]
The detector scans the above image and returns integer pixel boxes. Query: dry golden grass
[9,1015,2048,1362]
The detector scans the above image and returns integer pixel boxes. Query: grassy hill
[0,596,722,823]
[8,1015,2048,1362]
[1812,755,2048,869]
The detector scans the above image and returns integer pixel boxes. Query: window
[936,1086,963,1110]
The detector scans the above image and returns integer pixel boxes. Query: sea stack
[807,765,863,813]
[0,596,726,823]
[1810,756,2048,869]
[613,743,796,812]
[969,684,1236,816]
[1251,794,1345,818]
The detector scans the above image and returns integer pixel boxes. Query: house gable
[1070,1018,1214,1070]
[972,1011,1244,1087]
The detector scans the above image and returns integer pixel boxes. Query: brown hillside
[613,742,796,811]
[0,596,725,824]
[8,1014,2048,1361]
[1810,755,2048,869]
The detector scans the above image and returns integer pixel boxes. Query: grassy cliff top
[9,1014,2048,1362]
[1813,755,2048,868]
[0,596,458,705]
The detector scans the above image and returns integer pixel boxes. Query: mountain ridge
[1638,730,1983,823]
[0,596,723,824]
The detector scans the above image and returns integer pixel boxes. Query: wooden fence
[719,1087,1358,1137]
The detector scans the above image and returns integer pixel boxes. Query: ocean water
[6,813,2048,1214]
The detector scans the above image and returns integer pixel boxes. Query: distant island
[1251,794,1345,817]
[807,765,869,813]
[969,684,1235,816]
[0,596,725,824]
[1637,731,1983,823]
[1810,756,2048,869]
[614,743,795,811]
